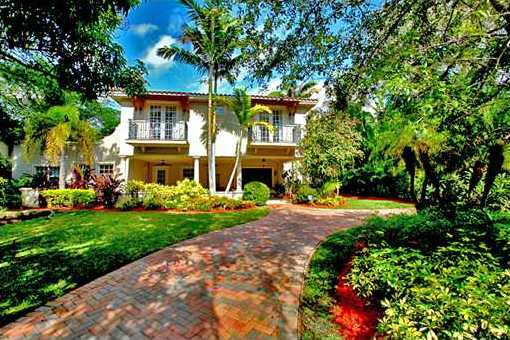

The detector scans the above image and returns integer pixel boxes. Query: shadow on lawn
[0,207,382,338]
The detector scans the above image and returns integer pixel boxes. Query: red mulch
[331,242,382,340]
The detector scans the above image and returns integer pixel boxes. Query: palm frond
[44,122,71,165]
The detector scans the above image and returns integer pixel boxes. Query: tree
[23,93,119,188]
[268,80,319,99]
[157,0,243,192]
[0,0,142,99]
[237,0,510,207]
[219,88,272,193]
[299,112,363,187]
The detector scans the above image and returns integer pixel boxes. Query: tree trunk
[207,65,215,193]
[58,153,66,189]
[481,143,505,207]
[418,150,440,203]
[225,132,242,193]
[467,160,484,198]
[418,174,428,208]
[402,146,417,201]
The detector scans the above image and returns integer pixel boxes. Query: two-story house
[11,90,317,193]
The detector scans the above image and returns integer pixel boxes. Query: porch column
[193,156,200,183]
[121,156,131,181]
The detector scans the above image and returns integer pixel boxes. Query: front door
[153,166,169,185]
[242,168,272,188]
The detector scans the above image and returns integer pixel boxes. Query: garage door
[242,168,272,188]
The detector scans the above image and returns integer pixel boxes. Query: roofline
[110,89,318,106]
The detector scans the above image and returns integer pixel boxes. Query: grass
[0,208,268,325]
[341,197,414,209]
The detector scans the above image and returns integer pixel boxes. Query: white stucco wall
[10,95,314,181]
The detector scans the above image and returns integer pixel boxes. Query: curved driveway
[1,206,412,339]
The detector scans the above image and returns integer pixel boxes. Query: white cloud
[142,35,176,70]
[262,78,282,94]
[129,23,158,37]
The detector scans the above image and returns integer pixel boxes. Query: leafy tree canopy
[0,0,146,99]
[238,0,510,207]
[299,111,363,187]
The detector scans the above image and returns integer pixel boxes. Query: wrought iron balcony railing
[248,125,303,144]
[128,120,187,141]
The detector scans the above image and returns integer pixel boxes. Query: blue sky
[115,0,280,94]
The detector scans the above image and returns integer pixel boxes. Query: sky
[115,0,281,95]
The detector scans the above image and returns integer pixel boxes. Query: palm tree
[268,80,320,99]
[23,94,97,188]
[157,0,243,193]
[219,88,272,193]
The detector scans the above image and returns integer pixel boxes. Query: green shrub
[142,178,207,209]
[349,241,510,338]
[243,181,270,206]
[319,180,341,198]
[188,196,255,211]
[294,184,318,203]
[142,192,163,210]
[125,180,145,198]
[302,209,510,339]
[115,196,140,211]
[41,189,96,208]
[487,173,510,211]
[313,196,346,207]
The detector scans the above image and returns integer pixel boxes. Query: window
[272,110,282,142]
[98,163,114,175]
[183,168,194,180]
[35,166,60,187]
[35,166,59,178]
[165,105,177,139]
[150,105,162,139]
[288,112,295,124]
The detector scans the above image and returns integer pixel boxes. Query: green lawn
[0,208,268,325]
[342,197,414,209]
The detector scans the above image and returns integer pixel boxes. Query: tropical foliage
[268,80,319,99]
[301,209,510,339]
[0,0,143,98]
[23,93,118,188]
[299,111,363,188]
[237,0,510,209]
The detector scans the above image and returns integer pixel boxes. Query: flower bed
[117,179,255,212]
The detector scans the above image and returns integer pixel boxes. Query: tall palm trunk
[225,131,242,193]
[207,17,216,193]
[207,64,215,193]
[58,152,66,189]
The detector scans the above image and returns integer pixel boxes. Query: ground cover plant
[0,207,268,325]
[301,209,510,339]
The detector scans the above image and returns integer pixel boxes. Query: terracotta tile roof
[110,89,318,105]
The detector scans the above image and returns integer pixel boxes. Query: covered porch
[125,153,293,192]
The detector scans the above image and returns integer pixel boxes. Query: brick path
[1,206,412,339]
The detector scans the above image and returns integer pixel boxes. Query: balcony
[249,125,303,144]
[128,120,187,142]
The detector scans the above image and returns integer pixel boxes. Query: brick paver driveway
[1,206,413,339]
